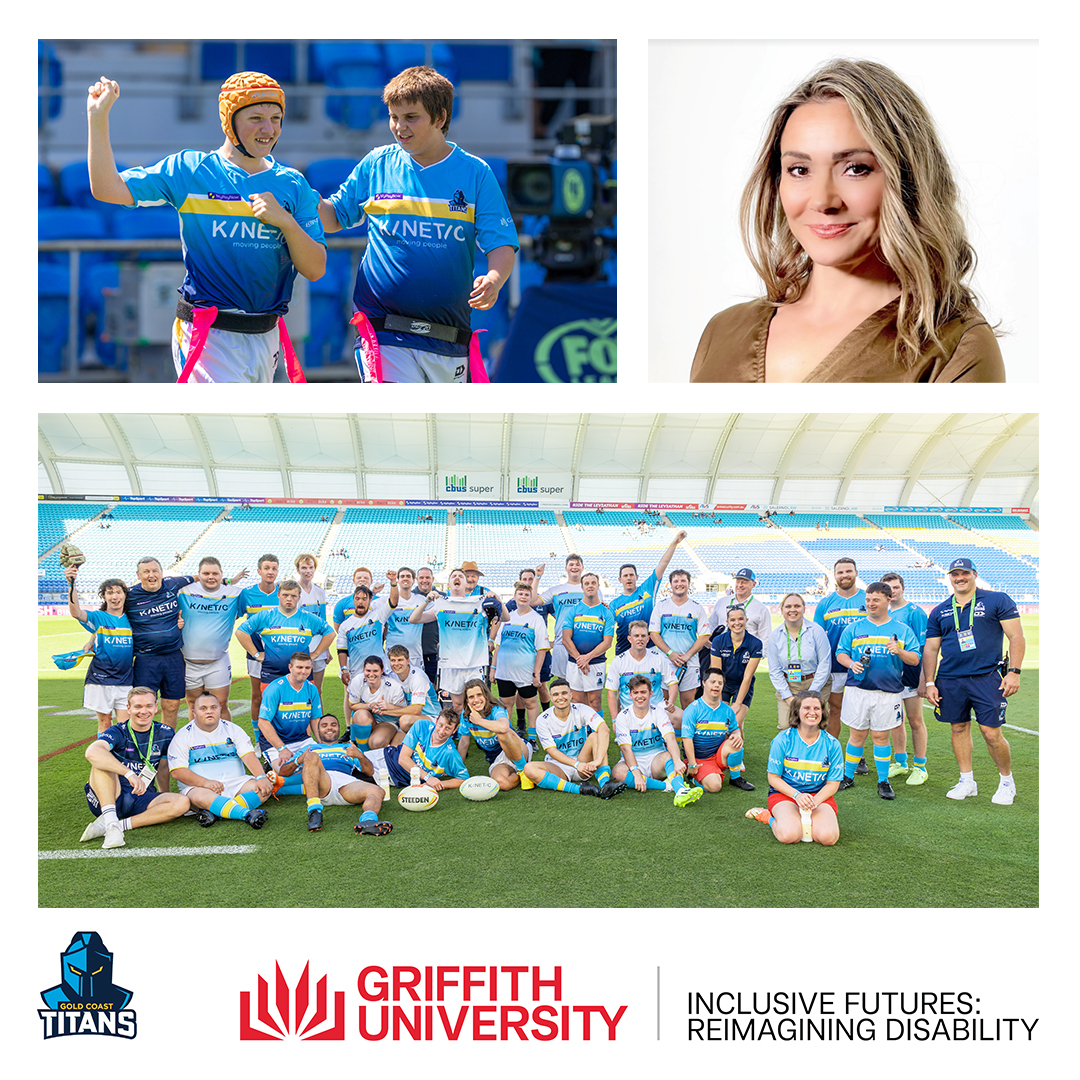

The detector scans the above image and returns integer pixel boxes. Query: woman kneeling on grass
[746,691,842,845]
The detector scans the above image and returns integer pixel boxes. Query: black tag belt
[176,300,279,335]
[367,313,470,345]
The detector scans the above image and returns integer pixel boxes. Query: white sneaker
[991,780,1016,806]
[102,823,126,849]
[80,819,107,842]
[945,778,978,800]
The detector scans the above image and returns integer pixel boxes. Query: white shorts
[83,683,131,714]
[438,665,487,696]
[566,661,605,692]
[315,769,366,807]
[267,738,316,766]
[173,319,279,383]
[830,671,849,692]
[629,748,668,778]
[550,641,570,679]
[840,685,904,732]
[899,686,919,700]
[490,736,532,774]
[357,339,467,384]
[247,656,263,679]
[542,756,583,784]
[179,772,256,800]
[676,663,701,692]
[185,656,232,691]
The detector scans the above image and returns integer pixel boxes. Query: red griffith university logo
[240,963,345,1040]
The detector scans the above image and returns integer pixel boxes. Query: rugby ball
[398,786,439,812]
[459,776,500,802]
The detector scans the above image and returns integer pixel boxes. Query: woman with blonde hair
[691,59,1003,383]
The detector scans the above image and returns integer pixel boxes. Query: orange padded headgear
[219,72,285,156]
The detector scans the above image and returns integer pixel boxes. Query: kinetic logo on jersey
[534,318,617,383]
[38,932,137,1040]
[240,962,346,1040]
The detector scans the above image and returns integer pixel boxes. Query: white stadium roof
[38,412,1039,514]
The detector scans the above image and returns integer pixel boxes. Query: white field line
[39,845,258,859]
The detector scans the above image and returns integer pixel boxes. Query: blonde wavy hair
[740,59,984,368]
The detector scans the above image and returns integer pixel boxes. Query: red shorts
[768,792,838,816]
[694,755,725,783]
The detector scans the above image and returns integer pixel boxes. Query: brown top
[689,298,1005,383]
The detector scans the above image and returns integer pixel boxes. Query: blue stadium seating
[38,263,70,373]
[318,43,387,130]
[304,157,361,198]
[110,206,181,260]
[38,40,62,127]
[39,164,57,208]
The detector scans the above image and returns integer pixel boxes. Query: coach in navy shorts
[922,558,1025,806]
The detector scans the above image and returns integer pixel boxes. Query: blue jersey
[889,602,929,688]
[813,589,867,673]
[609,572,661,654]
[709,630,763,692]
[461,705,511,763]
[120,150,325,314]
[98,721,174,795]
[431,596,491,668]
[125,575,194,656]
[543,583,600,643]
[563,600,614,659]
[178,582,243,662]
[837,617,921,695]
[614,704,674,758]
[329,143,518,356]
[925,590,1019,678]
[767,726,844,796]
[239,608,333,683]
[681,697,739,759]
[257,675,321,749]
[303,742,358,777]
[78,610,134,685]
[336,599,393,671]
[494,610,550,685]
[238,583,279,654]
[400,718,470,780]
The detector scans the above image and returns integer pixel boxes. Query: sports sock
[844,741,863,779]
[594,763,611,787]
[306,796,323,813]
[727,747,745,774]
[118,817,131,832]
[208,795,254,821]
[913,756,927,771]
[873,744,892,782]
[644,775,667,790]
[358,809,378,823]
[98,805,118,827]
[997,772,1014,784]
[893,751,908,769]
[960,770,974,783]
[276,774,305,796]
[663,757,685,793]
[516,707,526,724]
[237,790,263,808]
[536,770,579,794]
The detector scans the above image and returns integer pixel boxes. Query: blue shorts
[539,650,552,681]
[133,650,186,701]
[723,679,755,708]
[85,781,160,820]
[934,673,1008,728]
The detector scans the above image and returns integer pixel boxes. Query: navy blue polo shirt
[925,590,1019,678]
[125,576,195,655]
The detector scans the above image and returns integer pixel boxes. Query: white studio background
[648,40,1038,382]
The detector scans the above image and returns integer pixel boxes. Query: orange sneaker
[745,806,770,824]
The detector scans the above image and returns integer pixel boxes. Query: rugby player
[346,655,406,752]
[561,572,614,710]
[813,558,867,743]
[238,554,280,731]
[605,621,680,727]
[880,572,930,784]
[490,580,550,738]
[609,529,687,654]
[648,568,709,707]
[295,554,331,692]
[457,679,531,790]
[387,708,470,790]
[680,670,747,793]
[385,644,441,733]
[255,652,321,778]
[178,556,242,723]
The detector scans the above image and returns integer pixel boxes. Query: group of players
[62,532,1027,851]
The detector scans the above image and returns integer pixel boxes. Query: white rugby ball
[398,785,439,812]
[459,775,500,802]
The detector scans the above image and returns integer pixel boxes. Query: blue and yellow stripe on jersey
[363,195,477,225]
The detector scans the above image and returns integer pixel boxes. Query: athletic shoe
[578,780,601,797]
[855,760,869,775]
[354,819,393,836]
[878,781,896,800]
[991,780,1016,806]
[837,776,856,792]
[906,767,928,786]
[80,819,107,842]
[599,780,626,799]
[887,762,909,779]
[194,808,216,828]
[308,807,323,832]
[518,771,536,790]
[245,808,269,829]
[269,771,286,799]
[102,823,125,849]
[728,775,756,791]
[745,807,770,824]
[674,784,704,808]
[945,779,978,801]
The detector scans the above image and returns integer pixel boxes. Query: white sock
[99,806,118,827]
[998,773,1014,786]
[960,771,974,783]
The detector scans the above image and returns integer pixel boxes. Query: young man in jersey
[835,582,922,800]
[813,558,867,747]
[235,580,335,688]
[336,582,399,712]
[680,670,747,794]
[612,675,700,807]
[923,559,1026,805]
[385,644,441,732]
[522,679,623,798]
[317,66,518,383]
[64,564,133,732]
[255,652,322,782]
[648,568,709,707]
[387,708,470,791]
[491,581,550,738]
[385,567,426,671]
[167,691,271,828]
[79,687,189,849]
[605,620,680,727]
[295,554,330,693]
[562,572,614,710]
[412,567,441,687]
[609,529,688,655]
[179,556,243,723]
[880,572,930,785]
[346,655,406,752]
[87,72,326,382]
[700,568,772,689]
[286,714,391,835]
[238,554,280,731]
[538,554,594,680]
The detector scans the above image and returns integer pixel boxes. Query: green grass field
[38,615,1039,909]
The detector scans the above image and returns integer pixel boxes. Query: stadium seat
[39,263,71,373]
[39,164,57,208]
[243,42,296,84]
[38,206,110,269]
[450,44,512,82]
[200,41,240,81]
[318,43,386,130]
[38,40,62,127]
[305,157,361,198]
[79,260,122,368]
[58,160,97,209]
[381,43,460,119]
[110,205,181,261]
[305,249,352,367]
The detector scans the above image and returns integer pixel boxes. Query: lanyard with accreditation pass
[785,625,804,682]
[952,591,977,652]
[126,720,159,783]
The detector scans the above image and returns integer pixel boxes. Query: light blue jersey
[402,718,470,780]
[239,608,334,683]
[120,150,325,314]
[461,704,510,760]
[238,583,279,656]
[767,726,844,795]
[836,617,921,695]
[329,143,518,357]
[257,675,321,750]
[813,589,867,673]
[336,598,394,672]
[536,702,603,760]
[178,581,242,662]
[563,599,614,658]
[648,597,706,657]
[609,571,660,654]
[889,601,929,689]
[78,610,134,686]
[681,697,739,759]
[303,742,357,777]
[385,593,425,664]
[431,596,491,668]
[614,704,674,758]
[395,666,441,719]
[494,610,550,685]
